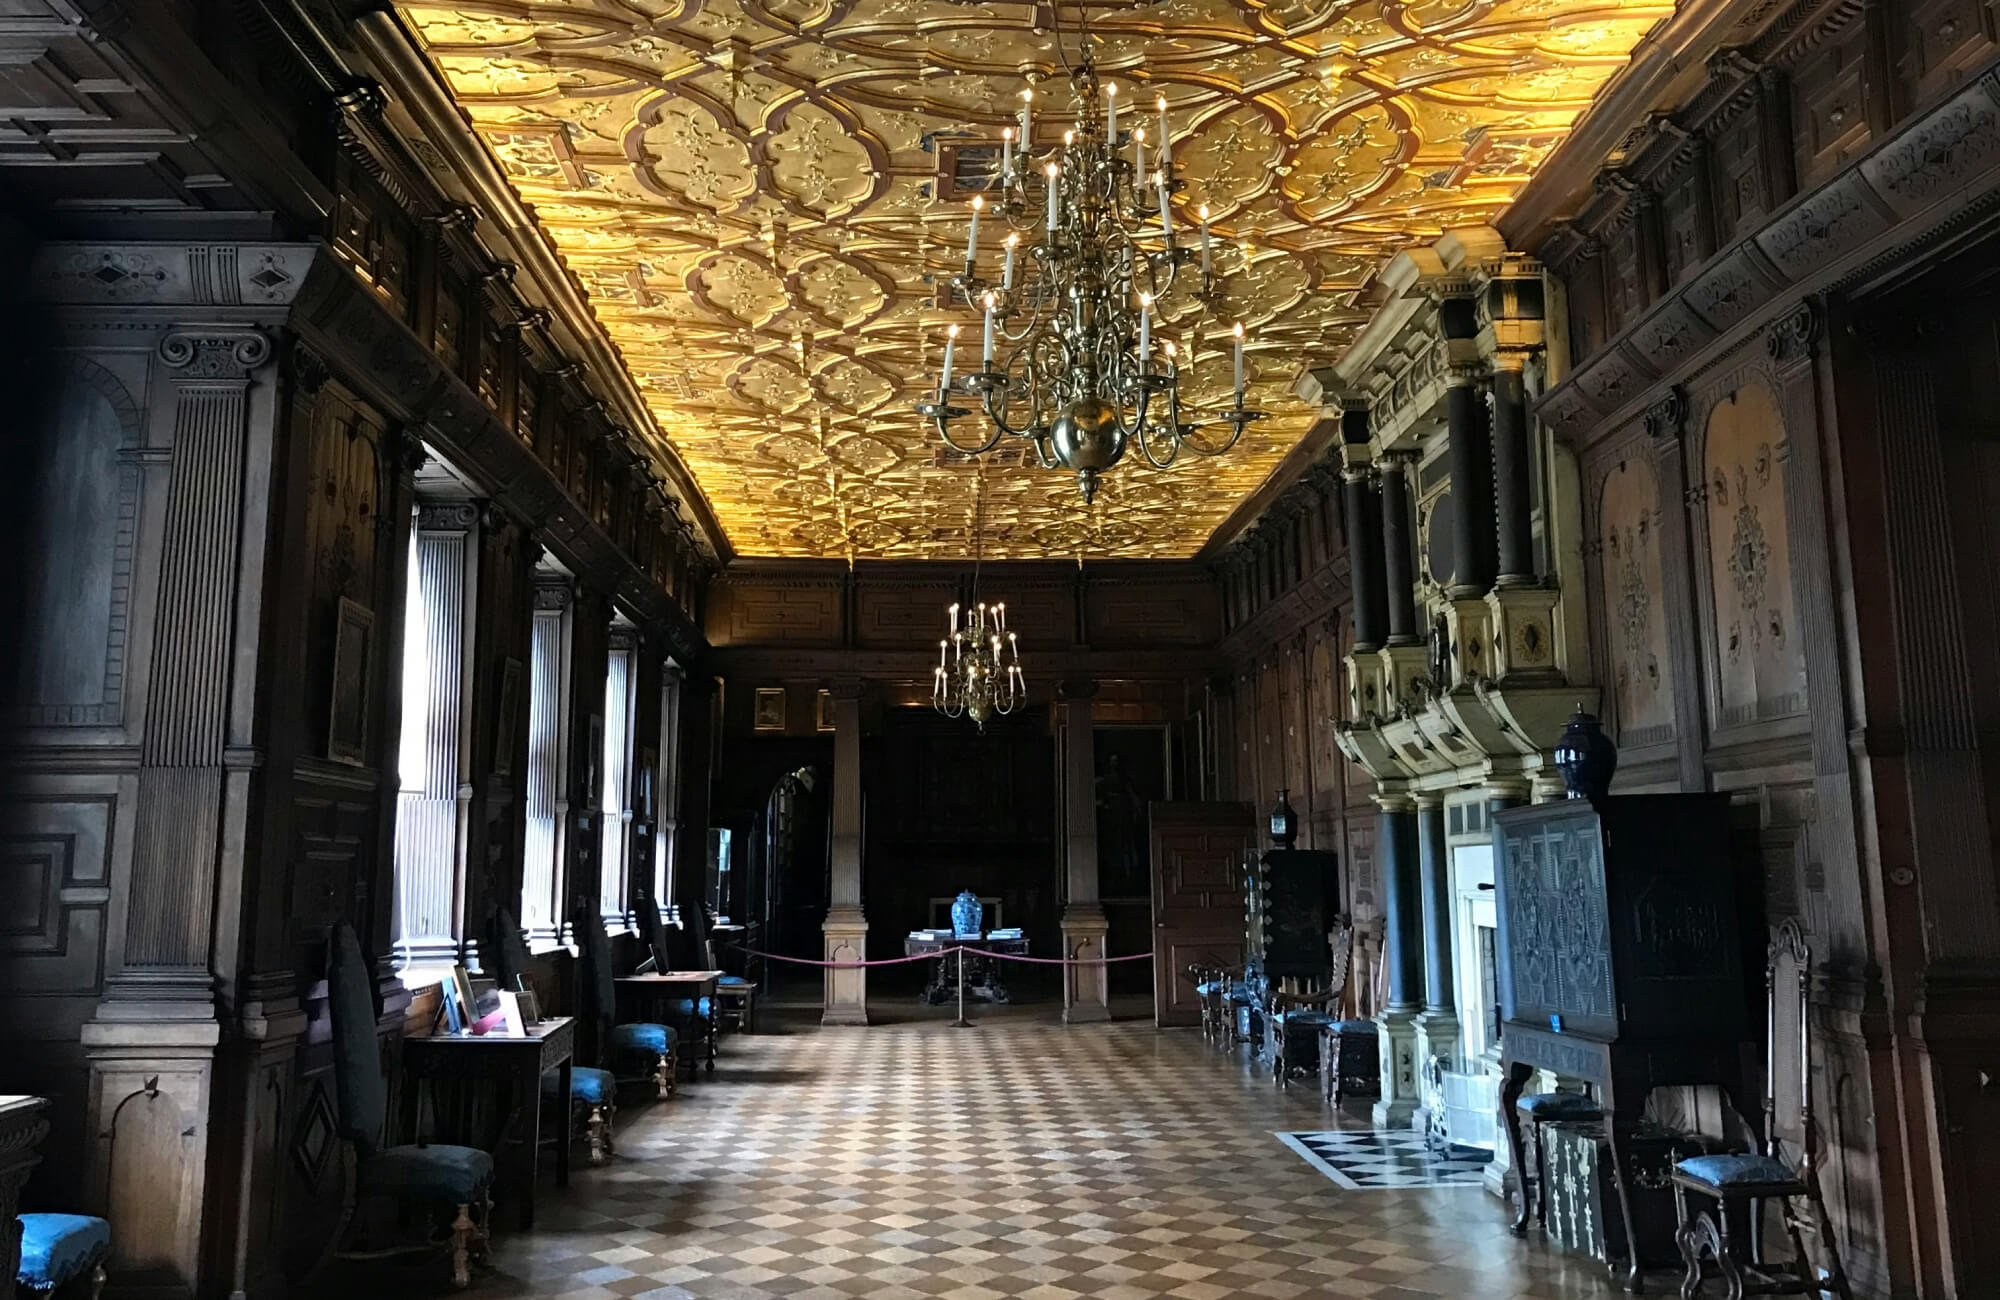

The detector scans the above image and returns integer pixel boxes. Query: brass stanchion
[952,946,973,1028]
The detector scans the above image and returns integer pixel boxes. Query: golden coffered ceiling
[400,0,1665,558]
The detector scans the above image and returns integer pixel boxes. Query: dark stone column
[1380,451,1420,645]
[1379,797,1424,1012]
[1446,367,1497,597]
[1491,363,1536,587]
[1416,795,1454,1015]
[1343,467,1387,651]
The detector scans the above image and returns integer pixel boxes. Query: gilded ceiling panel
[401,0,1667,558]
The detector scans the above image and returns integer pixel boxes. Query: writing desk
[401,1015,574,1229]
[617,971,721,1072]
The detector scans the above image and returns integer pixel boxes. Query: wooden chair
[325,923,492,1288]
[1264,924,1354,1090]
[1670,919,1853,1300]
[697,904,758,1034]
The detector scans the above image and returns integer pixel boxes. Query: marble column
[1379,451,1420,646]
[1446,364,1498,598]
[1490,361,1536,588]
[821,683,869,1025]
[1344,467,1387,652]
[1060,680,1112,1023]
[1413,794,1459,1129]
[1374,792,1423,1127]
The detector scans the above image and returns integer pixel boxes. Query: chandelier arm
[1134,418,1180,469]
[1183,415,1247,456]
[980,384,1045,440]
[933,412,1009,455]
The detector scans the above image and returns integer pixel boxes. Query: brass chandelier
[914,15,1263,504]
[932,470,1024,729]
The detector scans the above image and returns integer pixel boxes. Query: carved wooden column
[1373,789,1422,1126]
[1060,679,1112,1023]
[83,325,276,1294]
[822,682,869,1025]
[1445,365,1498,597]
[1490,363,1535,587]
[1341,405,1387,651]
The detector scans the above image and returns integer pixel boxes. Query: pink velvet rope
[723,943,1154,970]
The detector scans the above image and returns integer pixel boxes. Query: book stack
[985,928,1023,940]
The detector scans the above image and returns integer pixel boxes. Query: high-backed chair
[574,902,677,1099]
[325,923,492,1288]
[636,895,715,1074]
[1265,925,1354,1089]
[1670,919,1853,1299]
[694,902,758,1033]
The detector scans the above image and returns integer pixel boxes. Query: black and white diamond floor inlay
[1277,1128,1495,1189]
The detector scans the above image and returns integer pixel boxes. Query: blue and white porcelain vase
[951,890,983,937]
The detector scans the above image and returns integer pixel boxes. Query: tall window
[521,573,572,950]
[598,626,637,929]
[655,664,684,913]
[392,500,479,975]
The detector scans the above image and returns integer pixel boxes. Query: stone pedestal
[821,908,870,1026]
[1412,1010,1462,1133]
[1372,1008,1421,1128]
[1485,584,1561,683]
[1060,906,1112,1024]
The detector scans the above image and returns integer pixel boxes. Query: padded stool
[610,1021,678,1099]
[16,1214,110,1298]
[1516,1091,1603,1230]
[716,975,757,1034]
[1318,1019,1382,1108]
[543,1066,618,1165]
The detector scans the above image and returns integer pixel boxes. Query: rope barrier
[721,942,1155,970]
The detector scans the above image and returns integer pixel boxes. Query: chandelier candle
[911,51,1263,503]
[1232,322,1245,405]
[941,324,958,396]
[1001,126,1014,181]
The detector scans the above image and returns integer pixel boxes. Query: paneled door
[1149,801,1256,1026]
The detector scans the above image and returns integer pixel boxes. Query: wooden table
[401,1016,574,1230]
[903,936,1028,1004]
[617,972,721,1072]
[0,1097,51,1300]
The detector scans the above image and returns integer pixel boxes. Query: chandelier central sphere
[914,45,1264,503]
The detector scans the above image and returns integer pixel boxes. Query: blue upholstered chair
[1670,920,1852,1299]
[326,923,492,1289]
[1317,1019,1381,1108]
[576,903,677,1100]
[16,1213,109,1298]
[636,898,716,1074]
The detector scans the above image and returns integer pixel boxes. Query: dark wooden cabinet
[1492,794,1757,1291]
[1257,849,1340,982]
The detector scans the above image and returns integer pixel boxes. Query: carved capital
[1644,386,1687,441]
[331,78,387,120]
[533,579,576,612]
[159,327,271,379]
[1766,299,1822,363]
[417,501,480,531]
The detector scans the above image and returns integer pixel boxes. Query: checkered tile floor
[468,1007,1626,1299]
[1276,1130,1494,1191]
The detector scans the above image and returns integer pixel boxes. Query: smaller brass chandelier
[932,466,1023,730]
[932,600,1023,729]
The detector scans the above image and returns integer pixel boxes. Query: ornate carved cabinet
[1491,794,1755,1291]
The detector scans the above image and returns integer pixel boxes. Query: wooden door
[1150,801,1256,1026]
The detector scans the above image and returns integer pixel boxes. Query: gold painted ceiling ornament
[916,18,1262,506]
[401,0,1673,558]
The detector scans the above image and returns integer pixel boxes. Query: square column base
[1060,907,1111,1024]
[1371,1008,1420,1128]
[821,909,870,1026]
[1412,1010,1461,1135]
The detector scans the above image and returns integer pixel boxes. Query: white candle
[939,639,947,669]
[1131,125,1145,177]
[1002,233,1018,289]
[964,194,983,273]
[995,603,1006,633]
[1155,170,1173,241]
[1019,89,1034,147]
[1156,95,1170,157]
[1198,203,1212,275]
[982,291,997,366]
[1045,163,1059,231]
[1001,126,1014,181]
[1231,321,1245,404]
[1137,292,1152,364]
[1106,82,1118,139]
[941,323,959,395]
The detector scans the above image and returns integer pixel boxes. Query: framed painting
[816,688,835,732]
[753,687,787,733]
